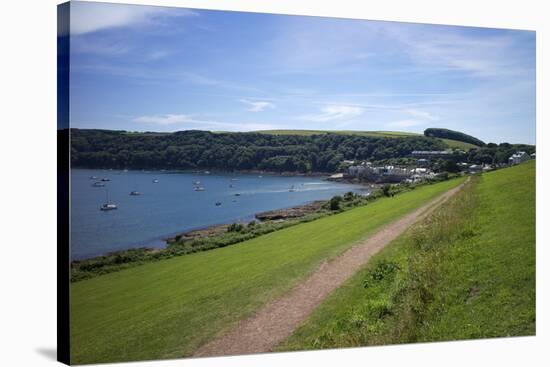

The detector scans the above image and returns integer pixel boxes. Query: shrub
[381,184,392,197]
[227,223,244,232]
[329,195,343,211]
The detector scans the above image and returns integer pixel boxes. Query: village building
[508,151,530,165]
[346,162,420,183]
[411,149,464,158]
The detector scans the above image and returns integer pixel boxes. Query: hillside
[255,129,478,150]
[280,161,535,350]
[70,129,447,172]
[70,178,464,364]
[424,127,485,147]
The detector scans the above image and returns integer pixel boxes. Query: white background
[0,0,547,365]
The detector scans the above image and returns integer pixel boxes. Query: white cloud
[134,114,191,125]
[70,2,198,35]
[240,99,276,112]
[133,114,275,131]
[405,109,439,121]
[300,105,363,122]
[381,24,534,78]
[148,50,171,60]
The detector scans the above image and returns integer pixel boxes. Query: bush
[381,184,392,197]
[329,195,343,211]
[227,223,244,233]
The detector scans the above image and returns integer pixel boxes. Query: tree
[381,184,392,197]
[329,195,342,211]
[441,160,460,173]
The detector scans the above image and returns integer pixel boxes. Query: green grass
[70,178,464,364]
[279,161,535,350]
[254,129,421,138]
[254,129,478,150]
[439,137,478,150]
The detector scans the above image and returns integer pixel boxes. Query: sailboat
[100,189,118,211]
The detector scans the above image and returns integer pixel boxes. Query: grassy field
[279,161,535,351]
[439,137,478,150]
[254,129,478,150]
[70,178,464,364]
[254,129,420,138]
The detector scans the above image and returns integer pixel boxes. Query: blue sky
[69,1,536,144]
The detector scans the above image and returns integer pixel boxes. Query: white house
[508,151,530,165]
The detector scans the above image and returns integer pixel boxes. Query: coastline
[72,198,349,263]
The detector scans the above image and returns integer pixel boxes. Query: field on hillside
[255,129,477,150]
[280,161,535,350]
[439,137,478,150]
[70,178,463,364]
[255,129,420,138]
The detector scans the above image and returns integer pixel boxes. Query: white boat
[152,179,159,183]
[100,203,118,211]
[100,190,117,211]
[89,176,98,180]
[129,191,141,196]
[194,186,205,191]
[289,185,297,192]
[92,181,105,187]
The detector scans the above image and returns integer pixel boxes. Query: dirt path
[193,180,467,358]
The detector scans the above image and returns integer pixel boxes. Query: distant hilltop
[423,128,485,147]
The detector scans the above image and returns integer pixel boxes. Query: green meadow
[280,161,535,350]
[254,129,478,150]
[70,177,463,364]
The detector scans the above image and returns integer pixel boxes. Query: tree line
[70,129,447,173]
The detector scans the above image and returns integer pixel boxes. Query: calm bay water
[71,169,366,260]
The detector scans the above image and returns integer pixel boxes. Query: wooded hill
[70,129,534,173]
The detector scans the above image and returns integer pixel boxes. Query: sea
[70,169,367,260]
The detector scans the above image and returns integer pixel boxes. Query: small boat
[258,175,263,178]
[215,202,222,206]
[152,179,159,183]
[289,185,296,192]
[92,182,105,187]
[101,178,110,182]
[100,189,117,211]
[89,176,98,180]
[204,171,211,175]
[193,181,201,185]
[194,186,205,191]
[129,191,141,196]
[234,193,241,196]
[100,203,118,211]
[229,184,234,188]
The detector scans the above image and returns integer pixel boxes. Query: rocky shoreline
[165,200,330,244]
